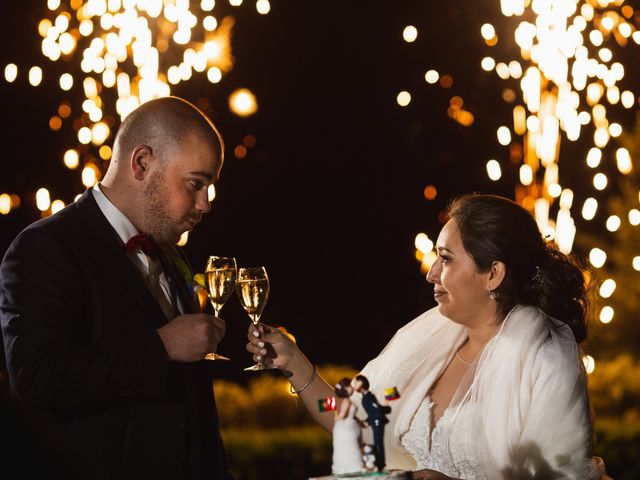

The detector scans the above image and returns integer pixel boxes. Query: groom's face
[352,378,363,392]
[140,132,221,244]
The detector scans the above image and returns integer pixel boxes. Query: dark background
[1,1,637,381]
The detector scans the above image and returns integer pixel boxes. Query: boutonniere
[191,273,209,311]
[172,256,208,311]
[171,256,194,292]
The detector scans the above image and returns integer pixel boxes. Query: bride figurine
[331,377,364,475]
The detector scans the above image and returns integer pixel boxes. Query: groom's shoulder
[5,200,86,260]
[20,203,80,238]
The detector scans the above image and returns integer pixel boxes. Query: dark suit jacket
[361,391,390,427]
[0,190,231,480]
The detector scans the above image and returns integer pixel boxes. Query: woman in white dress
[331,378,364,475]
[247,194,607,479]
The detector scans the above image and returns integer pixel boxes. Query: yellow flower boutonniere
[192,273,209,312]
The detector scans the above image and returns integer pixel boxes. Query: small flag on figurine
[384,386,400,401]
[318,396,337,412]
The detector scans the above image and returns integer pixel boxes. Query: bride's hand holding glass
[246,321,339,432]
[237,266,272,371]
[246,323,303,373]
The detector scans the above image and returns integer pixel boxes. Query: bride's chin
[436,304,456,321]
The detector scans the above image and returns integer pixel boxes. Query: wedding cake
[310,437,410,480]
[309,471,411,479]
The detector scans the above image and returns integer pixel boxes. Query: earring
[488,289,496,300]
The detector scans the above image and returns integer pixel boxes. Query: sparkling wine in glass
[237,266,271,371]
[203,256,237,361]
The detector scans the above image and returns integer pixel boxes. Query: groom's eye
[189,180,203,190]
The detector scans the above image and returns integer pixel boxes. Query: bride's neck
[463,322,499,358]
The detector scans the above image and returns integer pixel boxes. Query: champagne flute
[237,266,271,371]
[203,256,237,361]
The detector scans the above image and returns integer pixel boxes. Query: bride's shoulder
[530,329,586,392]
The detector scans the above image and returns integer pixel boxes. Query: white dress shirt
[92,184,176,308]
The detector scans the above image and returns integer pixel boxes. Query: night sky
[2,1,636,381]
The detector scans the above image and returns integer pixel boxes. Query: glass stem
[254,316,262,365]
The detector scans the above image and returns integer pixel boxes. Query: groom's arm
[0,225,169,416]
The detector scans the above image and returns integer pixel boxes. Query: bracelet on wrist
[290,365,317,395]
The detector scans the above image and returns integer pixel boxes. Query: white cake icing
[310,470,411,479]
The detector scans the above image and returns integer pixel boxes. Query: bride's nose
[426,259,441,284]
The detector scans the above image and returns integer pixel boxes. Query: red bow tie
[124,233,162,259]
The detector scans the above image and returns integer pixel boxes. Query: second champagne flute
[203,256,237,361]
[237,266,271,371]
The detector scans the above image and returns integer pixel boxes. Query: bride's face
[426,220,494,326]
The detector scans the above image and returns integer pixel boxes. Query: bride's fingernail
[260,349,267,355]
[258,341,265,348]
[256,355,262,361]
[252,331,260,338]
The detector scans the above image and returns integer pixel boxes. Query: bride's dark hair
[335,378,352,398]
[447,194,589,343]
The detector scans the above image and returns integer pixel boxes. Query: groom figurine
[353,374,390,472]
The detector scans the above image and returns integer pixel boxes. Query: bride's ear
[487,261,506,291]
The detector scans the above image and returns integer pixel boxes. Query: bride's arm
[246,323,336,432]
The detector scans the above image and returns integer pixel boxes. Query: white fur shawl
[353,305,592,479]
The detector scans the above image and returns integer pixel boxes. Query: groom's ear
[131,145,154,181]
[487,261,506,291]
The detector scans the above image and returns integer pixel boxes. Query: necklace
[455,351,478,367]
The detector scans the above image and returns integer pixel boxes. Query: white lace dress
[332,403,364,475]
[400,397,487,480]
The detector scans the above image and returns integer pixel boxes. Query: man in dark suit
[0,97,232,479]
[353,374,390,472]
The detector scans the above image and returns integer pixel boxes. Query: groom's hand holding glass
[157,313,226,362]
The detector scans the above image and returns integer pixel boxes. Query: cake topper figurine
[316,377,402,478]
[331,377,364,475]
[352,375,391,472]
[362,444,376,471]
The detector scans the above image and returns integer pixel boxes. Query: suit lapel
[73,189,169,327]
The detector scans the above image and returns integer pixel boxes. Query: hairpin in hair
[531,265,543,288]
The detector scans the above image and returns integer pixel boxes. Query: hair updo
[446,194,589,343]
[335,378,352,398]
